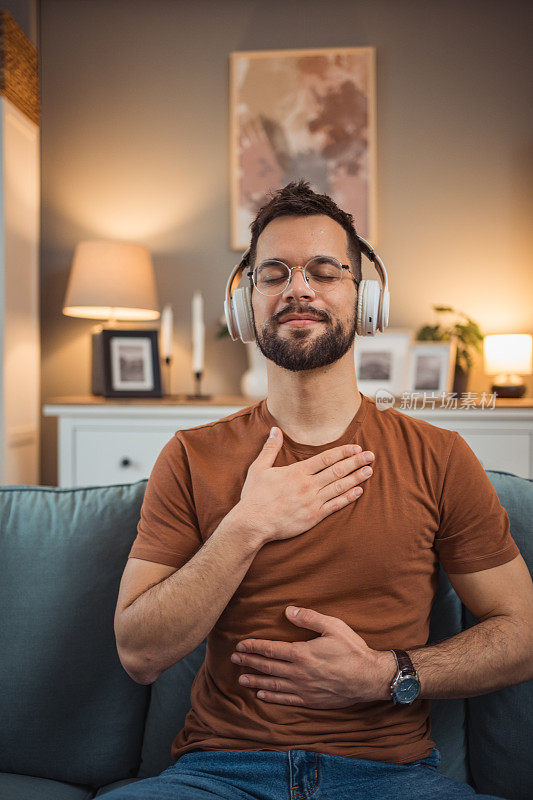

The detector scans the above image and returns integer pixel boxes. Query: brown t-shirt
[128,392,519,765]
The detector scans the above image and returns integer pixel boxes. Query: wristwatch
[389,649,421,705]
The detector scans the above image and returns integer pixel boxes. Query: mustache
[274,306,329,323]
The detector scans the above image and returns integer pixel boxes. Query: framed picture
[406,341,457,395]
[229,46,377,250]
[102,329,162,398]
[354,328,413,398]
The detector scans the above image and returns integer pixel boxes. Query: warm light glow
[62,306,160,320]
[484,334,532,375]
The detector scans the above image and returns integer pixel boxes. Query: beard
[253,304,357,372]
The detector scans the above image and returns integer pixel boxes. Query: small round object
[120,457,132,468]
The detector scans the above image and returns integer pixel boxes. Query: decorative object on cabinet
[484,334,532,398]
[42,396,533,486]
[354,328,412,399]
[241,342,268,400]
[229,46,376,250]
[406,341,456,394]
[217,314,266,400]
[102,329,162,399]
[160,304,173,396]
[415,305,484,396]
[62,240,160,396]
[216,313,231,339]
[188,291,211,400]
[0,12,40,484]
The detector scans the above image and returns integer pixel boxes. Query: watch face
[394,676,420,704]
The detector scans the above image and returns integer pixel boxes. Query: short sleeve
[128,432,202,569]
[435,432,520,574]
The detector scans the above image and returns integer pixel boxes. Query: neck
[265,345,362,446]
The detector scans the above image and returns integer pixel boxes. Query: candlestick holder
[162,356,172,396]
[186,370,212,400]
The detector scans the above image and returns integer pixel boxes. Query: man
[112,180,532,799]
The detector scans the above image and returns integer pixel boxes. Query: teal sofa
[0,470,531,800]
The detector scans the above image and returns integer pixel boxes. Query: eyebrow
[258,253,342,263]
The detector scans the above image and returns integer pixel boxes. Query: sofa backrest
[465,470,533,800]
[0,480,151,790]
[1,469,531,799]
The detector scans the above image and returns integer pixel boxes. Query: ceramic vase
[240,341,268,400]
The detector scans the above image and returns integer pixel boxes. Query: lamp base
[491,383,526,399]
[91,331,105,396]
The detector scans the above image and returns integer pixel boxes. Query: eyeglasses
[247,255,355,296]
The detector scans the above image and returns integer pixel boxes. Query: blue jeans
[104,747,507,799]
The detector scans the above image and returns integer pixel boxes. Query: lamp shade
[62,240,160,320]
[483,334,533,375]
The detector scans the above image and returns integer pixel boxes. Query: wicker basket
[0,10,39,125]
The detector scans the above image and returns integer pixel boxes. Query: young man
[112,181,532,800]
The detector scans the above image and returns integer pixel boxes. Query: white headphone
[224,233,390,343]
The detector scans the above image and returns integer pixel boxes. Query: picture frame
[102,329,162,398]
[229,46,377,250]
[354,328,413,398]
[406,341,457,395]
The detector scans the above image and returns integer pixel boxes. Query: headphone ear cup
[356,279,381,336]
[224,297,238,341]
[232,284,256,343]
[381,288,390,329]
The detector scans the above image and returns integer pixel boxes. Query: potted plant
[415,305,484,395]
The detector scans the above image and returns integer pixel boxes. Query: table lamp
[483,334,532,398]
[62,240,160,394]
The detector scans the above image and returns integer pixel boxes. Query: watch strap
[390,648,416,676]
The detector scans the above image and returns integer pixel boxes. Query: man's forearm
[118,505,263,684]
[376,614,532,700]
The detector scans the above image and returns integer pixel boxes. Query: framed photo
[102,329,162,398]
[229,46,377,250]
[354,328,413,398]
[406,341,457,395]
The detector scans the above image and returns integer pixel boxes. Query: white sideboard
[42,396,533,487]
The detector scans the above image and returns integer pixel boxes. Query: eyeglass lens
[254,256,343,295]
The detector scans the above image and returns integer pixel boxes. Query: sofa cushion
[0,772,93,800]
[137,640,207,777]
[428,567,470,784]
[0,481,150,789]
[466,470,533,800]
[94,778,142,796]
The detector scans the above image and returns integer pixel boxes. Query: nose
[281,266,316,302]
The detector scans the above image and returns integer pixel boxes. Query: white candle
[160,304,173,359]
[192,291,205,373]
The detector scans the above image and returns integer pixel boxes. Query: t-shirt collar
[257,392,369,456]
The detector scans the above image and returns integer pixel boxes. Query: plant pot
[453,362,469,396]
[240,341,268,400]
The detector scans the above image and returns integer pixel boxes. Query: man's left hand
[230,605,396,708]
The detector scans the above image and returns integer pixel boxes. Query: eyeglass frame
[246,255,357,296]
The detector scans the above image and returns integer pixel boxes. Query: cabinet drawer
[73,427,176,486]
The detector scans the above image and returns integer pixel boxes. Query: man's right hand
[236,426,375,545]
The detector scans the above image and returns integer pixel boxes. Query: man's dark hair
[247,179,362,285]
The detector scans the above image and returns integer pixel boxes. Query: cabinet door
[73,427,177,486]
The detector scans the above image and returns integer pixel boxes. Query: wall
[39,0,533,485]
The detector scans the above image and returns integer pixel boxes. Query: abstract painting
[230,47,376,250]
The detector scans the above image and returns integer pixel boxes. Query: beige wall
[39,0,533,485]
